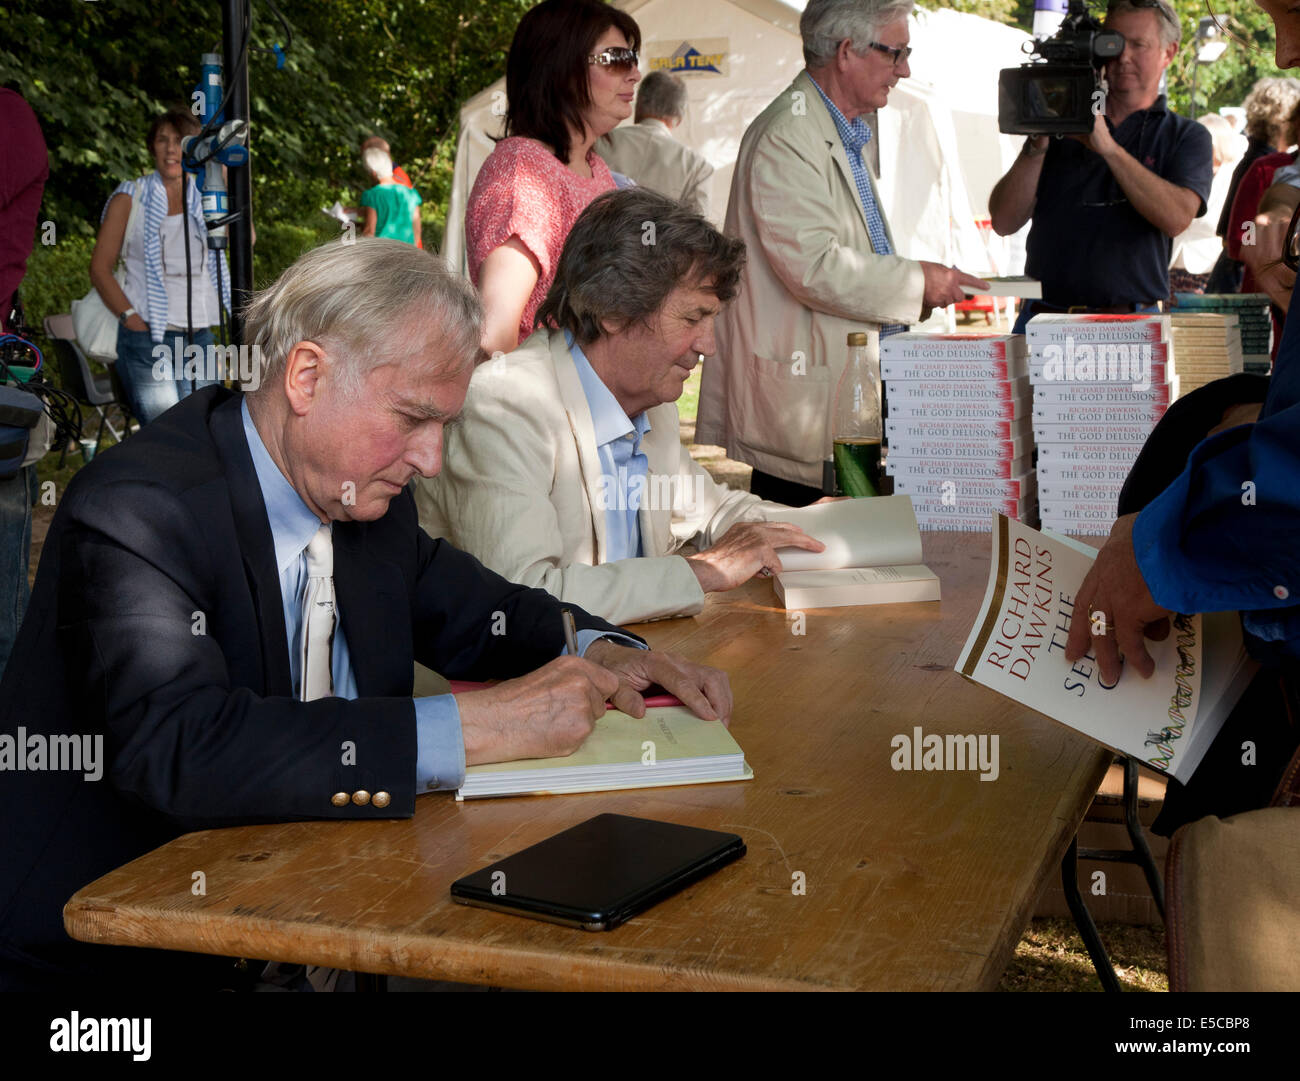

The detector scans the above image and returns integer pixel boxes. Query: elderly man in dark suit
[0,238,732,990]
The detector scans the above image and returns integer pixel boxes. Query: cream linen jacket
[414,329,780,625]
[696,69,926,489]
[597,120,714,218]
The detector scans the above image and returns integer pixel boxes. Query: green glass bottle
[832,332,883,498]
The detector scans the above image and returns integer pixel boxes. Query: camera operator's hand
[1069,110,1117,158]
[919,263,990,311]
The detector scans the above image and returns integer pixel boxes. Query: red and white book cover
[890,472,1036,502]
[1025,312,1168,346]
[1033,380,1173,405]
[886,416,1031,443]
[1036,442,1144,466]
[884,376,1029,401]
[887,454,1034,480]
[1037,479,1126,504]
[887,435,1031,460]
[1037,461,1135,485]
[1032,421,1157,445]
[880,332,1028,359]
[1031,401,1168,425]
[886,397,1029,421]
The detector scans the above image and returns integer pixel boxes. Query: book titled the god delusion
[955,515,1258,782]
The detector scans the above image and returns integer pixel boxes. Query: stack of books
[880,332,1035,532]
[1173,292,1271,375]
[1027,313,1172,536]
[1169,311,1246,396]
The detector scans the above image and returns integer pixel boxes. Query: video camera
[998,0,1124,135]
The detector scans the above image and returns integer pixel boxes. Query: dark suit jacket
[0,387,635,988]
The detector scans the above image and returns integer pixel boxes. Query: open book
[765,495,940,609]
[955,515,1258,782]
[456,706,752,800]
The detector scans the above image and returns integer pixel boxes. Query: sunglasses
[865,41,912,67]
[588,46,639,72]
[1107,0,1180,31]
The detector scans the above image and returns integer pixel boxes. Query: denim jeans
[114,324,218,424]
[0,464,34,680]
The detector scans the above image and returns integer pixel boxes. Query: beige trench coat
[697,69,926,489]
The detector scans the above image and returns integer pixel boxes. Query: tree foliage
[1,0,530,266]
[921,0,1291,118]
[4,0,1295,280]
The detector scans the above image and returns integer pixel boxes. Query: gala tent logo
[648,38,729,77]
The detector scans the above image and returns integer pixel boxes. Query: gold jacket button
[330,792,349,807]
[351,790,371,806]
[372,791,391,809]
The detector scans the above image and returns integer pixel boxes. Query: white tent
[443,0,1031,280]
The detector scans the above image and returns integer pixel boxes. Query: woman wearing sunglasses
[467,0,642,355]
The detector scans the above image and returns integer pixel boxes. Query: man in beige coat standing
[598,71,715,218]
[416,189,823,625]
[697,0,986,505]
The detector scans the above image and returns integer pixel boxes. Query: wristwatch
[118,307,136,325]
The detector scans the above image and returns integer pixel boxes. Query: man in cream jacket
[696,0,986,505]
[416,189,823,625]
[598,71,715,218]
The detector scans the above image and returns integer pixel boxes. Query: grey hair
[362,146,393,178]
[634,71,688,124]
[1243,76,1300,143]
[800,0,915,69]
[1197,113,1235,169]
[244,238,483,398]
[536,188,745,345]
[1105,0,1181,49]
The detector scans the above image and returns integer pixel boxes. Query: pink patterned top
[467,137,616,346]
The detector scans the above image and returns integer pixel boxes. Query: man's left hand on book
[584,639,734,727]
[1065,512,1173,685]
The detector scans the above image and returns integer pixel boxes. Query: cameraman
[989,0,1212,330]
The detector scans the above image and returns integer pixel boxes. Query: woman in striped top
[89,109,231,425]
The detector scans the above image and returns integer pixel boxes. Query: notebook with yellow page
[455,706,752,800]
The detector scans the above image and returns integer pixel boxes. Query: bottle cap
[846,332,868,346]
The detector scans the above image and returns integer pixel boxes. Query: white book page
[765,495,923,572]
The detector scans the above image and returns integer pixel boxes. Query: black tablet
[450,813,746,931]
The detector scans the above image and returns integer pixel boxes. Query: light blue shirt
[807,74,906,339]
[239,399,639,795]
[567,332,652,560]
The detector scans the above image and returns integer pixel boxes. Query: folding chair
[42,313,135,460]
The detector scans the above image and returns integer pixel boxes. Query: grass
[678,363,701,422]
[999,918,1168,992]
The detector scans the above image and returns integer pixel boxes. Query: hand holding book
[956,515,1257,782]
[1064,512,1173,684]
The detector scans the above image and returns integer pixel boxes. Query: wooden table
[65,531,1109,990]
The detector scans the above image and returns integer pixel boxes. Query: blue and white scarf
[101,171,232,344]
[808,75,906,339]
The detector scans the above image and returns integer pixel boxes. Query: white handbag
[71,180,141,361]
